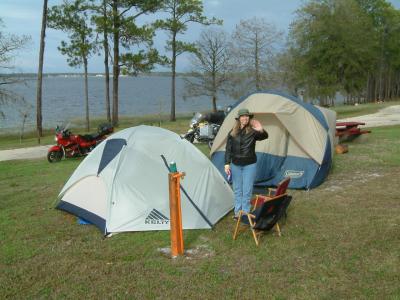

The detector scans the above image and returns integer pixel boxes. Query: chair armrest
[259,193,288,205]
[252,194,277,211]
[252,195,270,211]
[268,188,276,196]
[253,195,261,211]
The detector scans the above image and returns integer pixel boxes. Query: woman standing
[224,108,268,218]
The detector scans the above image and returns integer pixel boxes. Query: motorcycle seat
[80,134,100,141]
[91,133,101,140]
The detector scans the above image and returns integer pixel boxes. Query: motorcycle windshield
[63,122,71,131]
[56,122,70,133]
[191,112,204,125]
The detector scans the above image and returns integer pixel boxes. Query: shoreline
[0,112,195,135]
[2,72,188,78]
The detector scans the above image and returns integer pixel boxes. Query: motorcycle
[47,123,113,163]
[183,109,226,149]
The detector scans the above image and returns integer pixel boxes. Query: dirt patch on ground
[0,145,52,162]
[337,105,400,127]
[158,244,215,260]
[322,171,384,192]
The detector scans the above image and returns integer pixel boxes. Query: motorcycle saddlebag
[199,124,213,139]
[98,123,114,135]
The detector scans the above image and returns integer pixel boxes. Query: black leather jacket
[225,127,268,166]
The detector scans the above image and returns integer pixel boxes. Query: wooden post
[168,171,185,257]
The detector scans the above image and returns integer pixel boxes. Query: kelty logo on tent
[145,209,169,225]
[284,170,304,179]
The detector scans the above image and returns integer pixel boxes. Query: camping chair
[233,194,292,246]
[252,177,291,209]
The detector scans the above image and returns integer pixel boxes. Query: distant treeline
[283,0,400,106]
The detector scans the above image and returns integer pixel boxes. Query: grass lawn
[1,120,399,297]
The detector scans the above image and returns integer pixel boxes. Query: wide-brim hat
[235,108,254,120]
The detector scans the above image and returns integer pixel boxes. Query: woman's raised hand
[250,119,263,131]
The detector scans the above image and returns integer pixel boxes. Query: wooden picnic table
[335,121,371,137]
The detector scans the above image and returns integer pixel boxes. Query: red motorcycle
[47,123,113,163]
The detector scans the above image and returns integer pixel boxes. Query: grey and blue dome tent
[210,92,336,189]
[57,126,233,235]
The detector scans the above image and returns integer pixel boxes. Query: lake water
[0,75,234,132]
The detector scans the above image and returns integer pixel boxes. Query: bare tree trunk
[254,33,260,91]
[367,75,372,103]
[36,0,48,143]
[112,0,119,126]
[366,72,371,102]
[212,71,217,112]
[319,96,325,106]
[396,72,400,97]
[84,57,90,131]
[20,113,27,143]
[398,73,400,98]
[369,74,374,103]
[382,71,387,100]
[378,31,385,101]
[170,31,176,121]
[103,0,111,122]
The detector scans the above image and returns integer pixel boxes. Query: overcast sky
[1,0,400,73]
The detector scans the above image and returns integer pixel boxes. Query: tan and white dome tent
[56,125,233,235]
[211,92,336,189]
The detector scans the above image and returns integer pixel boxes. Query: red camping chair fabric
[251,177,291,209]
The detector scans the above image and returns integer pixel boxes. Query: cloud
[3,10,39,22]
[206,0,221,7]
[0,4,40,22]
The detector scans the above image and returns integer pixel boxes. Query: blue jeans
[231,162,257,215]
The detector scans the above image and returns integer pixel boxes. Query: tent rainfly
[56,125,233,235]
[210,92,337,189]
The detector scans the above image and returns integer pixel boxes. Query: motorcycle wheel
[184,134,195,143]
[47,150,63,163]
